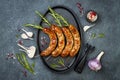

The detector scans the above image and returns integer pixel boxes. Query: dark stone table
[0,0,120,80]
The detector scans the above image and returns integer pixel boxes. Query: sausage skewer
[24,24,57,56]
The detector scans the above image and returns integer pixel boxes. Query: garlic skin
[27,46,36,58]
[17,44,36,58]
[21,33,33,40]
[88,59,101,71]
[88,51,104,71]
[21,33,29,39]
[83,25,91,32]
[22,29,33,38]
[21,29,34,40]
[83,24,95,32]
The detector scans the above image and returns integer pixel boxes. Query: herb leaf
[31,61,35,69]
[50,63,61,68]
[16,53,35,74]
[24,24,43,30]
[91,33,96,39]
[50,58,65,68]
[91,33,105,39]
[16,54,26,67]
[15,34,20,38]
[98,33,105,38]
[49,8,62,27]
[49,7,69,26]
[57,58,65,66]
[35,11,51,26]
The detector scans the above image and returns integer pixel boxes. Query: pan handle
[74,43,95,73]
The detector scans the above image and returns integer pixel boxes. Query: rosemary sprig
[57,58,65,66]
[50,63,61,68]
[35,11,51,26]
[50,58,65,68]
[49,8,62,27]
[49,7,69,26]
[16,53,35,74]
[56,14,69,26]
[21,53,34,74]
[24,24,43,30]
[16,54,26,67]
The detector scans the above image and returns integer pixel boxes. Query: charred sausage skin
[51,25,65,57]
[61,27,74,57]
[40,28,57,56]
[40,25,81,57]
[69,25,81,57]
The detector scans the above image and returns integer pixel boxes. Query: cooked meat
[40,28,57,56]
[68,25,81,57]
[51,25,65,57]
[61,27,74,57]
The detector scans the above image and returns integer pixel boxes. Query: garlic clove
[96,51,104,61]
[27,32,33,38]
[21,29,33,38]
[21,33,29,39]
[17,43,28,51]
[83,24,96,32]
[88,51,104,71]
[27,46,36,58]
[88,59,101,71]
[18,43,36,58]
[83,25,91,32]
[21,33,33,40]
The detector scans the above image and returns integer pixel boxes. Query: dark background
[0,0,120,80]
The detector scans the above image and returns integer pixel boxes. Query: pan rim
[37,5,84,73]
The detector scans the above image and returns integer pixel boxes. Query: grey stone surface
[0,0,120,80]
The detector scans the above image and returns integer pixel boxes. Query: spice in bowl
[86,10,98,23]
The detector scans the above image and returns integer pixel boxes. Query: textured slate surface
[0,0,120,80]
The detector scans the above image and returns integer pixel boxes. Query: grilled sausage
[51,25,65,57]
[61,27,74,57]
[69,25,81,57]
[40,28,57,56]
